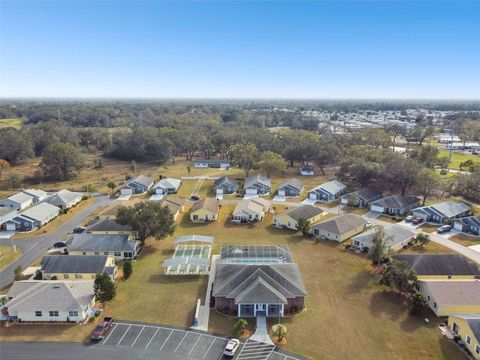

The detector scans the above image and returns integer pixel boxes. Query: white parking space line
[188,334,202,355]
[202,337,216,359]
[131,326,145,347]
[102,323,117,344]
[174,332,188,353]
[159,329,174,351]
[116,324,131,345]
[145,327,159,349]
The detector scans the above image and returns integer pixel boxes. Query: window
[476,345,480,355]
[49,311,59,317]
[35,311,42,317]
[63,274,69,279]
[75,274,82,279]
[433,302,437,309]
[448,275,452,279]
[193,215,198,220]
[94,252,99,255]
[82,252,87,255]
[427,296,430,301]
[466,336,472,345]
[68,311,79,317]
[91,275,95,279]
[103,252,109,256]
[114,252,121,257]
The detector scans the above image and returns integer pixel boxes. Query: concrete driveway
[0,194,111,288]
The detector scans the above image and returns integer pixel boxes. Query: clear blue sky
[1,1,479,98]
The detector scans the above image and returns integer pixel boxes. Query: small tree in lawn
[130,160,137,174]
[296,218,311,236]
[123,261,133,280]
[410,292,429,315]
[367,227,392,265]
[94,272,116,304]
[272,324,288,342]
[380,260,418,295]
[187,165,191,174]
[14,265,23,281]
[415,233,430,247]
[234,318,248,335]
[107,181,117,193]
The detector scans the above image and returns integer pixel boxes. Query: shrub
[123,261,133,280]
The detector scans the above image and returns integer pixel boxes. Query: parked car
[190,195,201,201]
[437,225,452,234]
[405,215,413,223]
[223,339,240,357]
[412,217,423,225]
[73,227,85,234]
[91,317,113,341]
[366,221,373,228]
[53,241,67,248]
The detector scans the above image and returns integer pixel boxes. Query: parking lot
[98,321,304,360]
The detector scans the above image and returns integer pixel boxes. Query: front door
[453,322,459,335]
[256,304,265,312]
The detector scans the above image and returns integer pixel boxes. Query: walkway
[193,255,218,331]
[250,312,274,345]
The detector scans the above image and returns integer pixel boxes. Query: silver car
[223,339,240,357]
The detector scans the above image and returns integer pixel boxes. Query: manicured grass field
[0,246,22,271]
[449,234,480,247]
[0,118,23,128]
[438,150,479,170]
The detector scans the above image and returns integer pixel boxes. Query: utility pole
[449,120,454,163]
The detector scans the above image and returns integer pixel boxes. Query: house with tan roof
[190,198,220,222]
[274,205,324,230]
[311,213,367,242]
[232,198,271,223]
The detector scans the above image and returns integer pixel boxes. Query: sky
[0,1,479,99]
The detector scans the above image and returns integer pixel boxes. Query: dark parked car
[190,195,201,201]
[91,317,113,341]
[72,227,85,234]
[437,225,452,234]
[412,217,424,225]
[53,241,67,248]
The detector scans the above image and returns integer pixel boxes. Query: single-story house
[394,254,480,280]
[160,197,185,220]
[98,198,143,220]
[300,166,314,176]
[119,175,154,195]
[351,224,415,252]
[276,178,304,197]
[412,201,471,224]
[0,207,17,230]
[7,202,60,232]
[416,280,480,317]
[212,245,307,318]
[190,198,220,222]
[22,189,48,204]
[448,314,480,359]
[40,255,117,280]
[1,280,95,323]
[45,189,83,209]
[0,192,33,210]
[244,174,271,196]
[308,180,347,202]
[153,178,181,194]
[214,175,240,195]
[232,198,271,223]
[274,205,324,230]
[311,213,367,242]
[86,219,137,237]
[369,195,421,216]
[340,187,382,208]
[67,233,140,260]
[454,216,480,236]
[194,159,231,169]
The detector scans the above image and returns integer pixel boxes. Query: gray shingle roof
[154,178,181,190]
[214,175,240,188]
[245,174,271,189]
[41,255,110,274]
[311,180,346,195]
[419,280,480,305]
[191,198,219,213]
[7,280,94,313]
[235,277,288,304]
[278,178,304,191]
[131,175,154,188]
[18,202,59,222]
[467,317,480,342]
[282,205,323,221]
[351,224,415,248]
[343,187,382,202]
[394,254,480,276]
[456,216,480,228]
[371,195,420,210]
[68,233,136,252]
[86,219,133,232]
[416,201,470,219]
[311,214,367,235]
[4,192,33,205]
[46,190,82,206]
[23,189,47,199]
[0,207,16,218]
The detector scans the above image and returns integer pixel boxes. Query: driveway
[0,194,111,288]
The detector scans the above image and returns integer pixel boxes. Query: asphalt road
[0,194,111,289]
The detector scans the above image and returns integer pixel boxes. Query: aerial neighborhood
[0,101,480,360]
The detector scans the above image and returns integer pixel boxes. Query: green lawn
[438,149,479,170]
[0,118,23,128]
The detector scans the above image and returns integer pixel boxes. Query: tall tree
[229,143,258,177]
[94,272,116,304]
[259,151,287,177]
[116,201,175,244]
[380,260,418,294]
[297,218,311,236]
[40,142,85,180]
[367,227,392,265]
[0,159,11,180]
[415,168,440,205]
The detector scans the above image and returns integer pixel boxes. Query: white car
[223,338,240,357]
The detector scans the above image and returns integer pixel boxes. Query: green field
[0,118,23,129]
[438,149,479,170]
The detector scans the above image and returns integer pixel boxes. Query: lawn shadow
[400,308,439,333]
[344,270,375,294]
[148,273,206,285]
[369,290,408,322]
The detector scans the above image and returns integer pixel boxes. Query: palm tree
[272,324,288,342]
[234,318,248,335]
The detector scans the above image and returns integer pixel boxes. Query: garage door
[246,188,258,195]
[453,222,464,231]
[309,192,317,200]
[6,223,16,231]
[370,204,384,213]
[278,189,285,197]
[120,188,133,195]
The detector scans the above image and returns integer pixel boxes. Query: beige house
[160,197,186,220]
[98,198,144,220]
[274,205,324,230]
[311,214,367,242]
[40,255,117,280]
[190,198,220,222]
[232,198,271,223]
